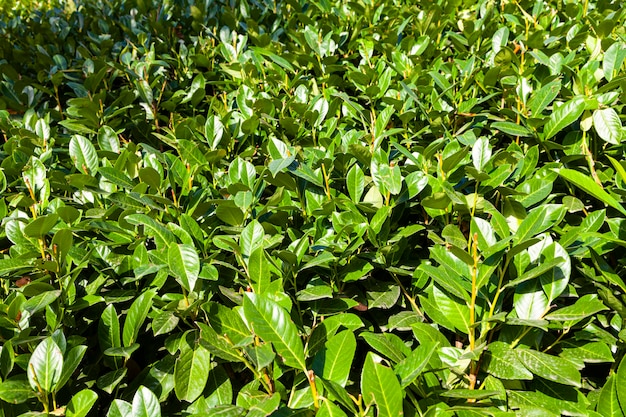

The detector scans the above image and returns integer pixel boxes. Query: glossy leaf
[168,243,200,292]
[361,353,403,417]
[69,134,98,175]
[559,168,626,215]
[174,334,211,403]
[543,96,585,140]
[27,337,64,392]
[66,389,98,417]
[243,293,306,371]
[516,349,581,387]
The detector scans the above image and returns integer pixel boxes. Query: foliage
[1,0,626,415]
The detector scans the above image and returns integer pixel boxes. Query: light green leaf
[243,293,306,371]
[544,294,607,321]
[346,164,365,203]
[248,247,271,294]
[543,96,585,140]
[98,304,122,368]
[107,399,132,417]
[0,257,35,276]
[528,80,561,116]
[99,166,135,189]
[132,386,161,417]
[615,351,626,410]
[98,125,120,153]
[122,289,156,347]
[175,334,211,403]
[317,398,348,417]
[597,374,621,416]
[482,341,533,380]
[312,330,356,387]
[514,280,549,320]
[27,337,64,392]
[152,310,180,336]
[514,204,566,245]
[492,121,532,137]
[69,134,99,175]
[516,349,581,387]
[394,342,439,387]
[558,168,626,216]
[24,214,59,237]
[0,375,36,404]
[593,108,622,144]
[603,42,626,82]
[432,285,470,334]
[126,214,176,249]
[57,345,87,391]
[361,353,403,417]
[22,290,61,318]
[168,243,200,292]
[66,389,98,417]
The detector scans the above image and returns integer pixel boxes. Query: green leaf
[492,121,532,137]
[516,349,581,387]
[361,352,403,417]
[175,333,211,403]
[107,399,132,417]
[0,375,36,404]
[27,337,64,393]
[66,389,98,417]
[431,285,470,334]
[152,310,180,336]
[98,126,120,153]
[361,332,406,364]
[168,243,200,292]
[558,168,626,216]
[205,365,233,406]
[99,166,136,189]
[472,137,492,171]
[216,204,244,226]
[97,369,126,396]
[122,289,156,347]
[69,134,99,175]
[312,330,356,387]
[514,204,566,244]
[597,374,621,416]
[593,108,622,144]
[198,322,244,363]
[132,386,161,417]
[394,342,439,387]
[98,304,122,367]
[24,214,59,237]
[544,294,607,321]
[126,214,176,249]
[603,42,626,82]
[543,96,585,140]
[559,340,614,366]
[346,164,365,203]
[203,302,250,345]
[248,247,271,294]
[615,353,626,411]
[482,341,533,380]
[0,257,35,276]
[57,345,87,391]
[514,280,549,320]
[243,293,306,371]
[528,80,561,116]
[22,290,61,318]
[317,399,348,417]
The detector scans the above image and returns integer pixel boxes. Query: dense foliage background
[1,0,626,415]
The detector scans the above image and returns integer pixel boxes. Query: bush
[1,0,626,415]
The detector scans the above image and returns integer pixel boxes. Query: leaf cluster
[1,0,626,416]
